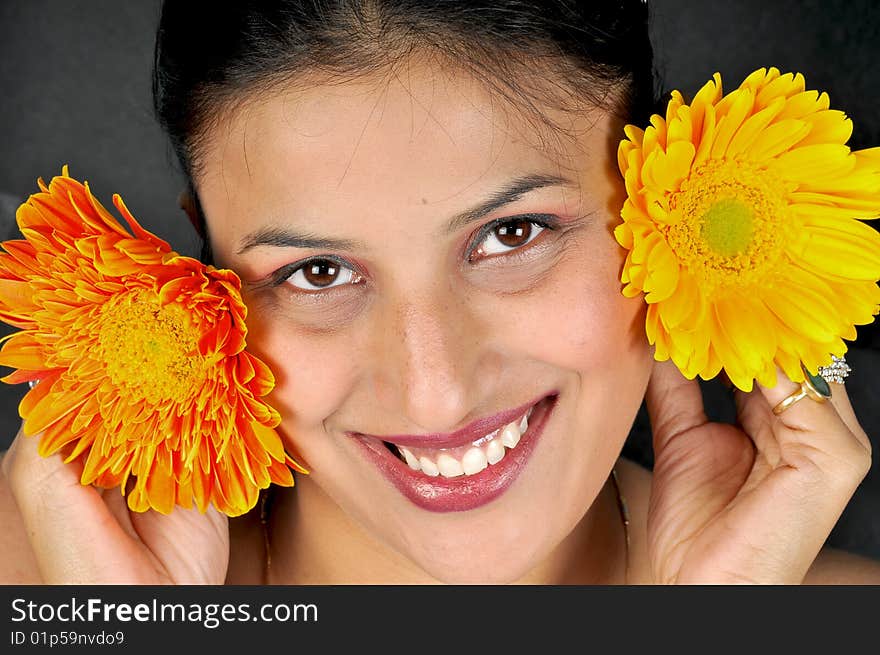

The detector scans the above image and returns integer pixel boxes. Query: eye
[472,217,549,259]
[283,258,363,291]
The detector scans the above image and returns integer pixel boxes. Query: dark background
[0,0,879,559]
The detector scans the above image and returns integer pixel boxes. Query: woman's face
[196,61,652,583]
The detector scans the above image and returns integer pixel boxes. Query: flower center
[700,197,753,257]
[97,289,206,404]
[664,159,793,293]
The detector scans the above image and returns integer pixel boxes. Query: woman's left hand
[643,359,872,584]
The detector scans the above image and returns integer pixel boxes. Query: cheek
[243,303,360,434]
[497,232,649,374]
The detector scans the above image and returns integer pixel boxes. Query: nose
[371,280,494,433]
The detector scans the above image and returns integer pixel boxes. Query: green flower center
[664,159,794,293]
[700,197,754,257]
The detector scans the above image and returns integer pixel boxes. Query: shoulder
[612,456,880,585]
[225,502,268,584]
[802,546,880,584]
[0,450,42,583]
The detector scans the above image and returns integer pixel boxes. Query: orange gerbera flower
[0,168,307,516]
[616,67,880,390]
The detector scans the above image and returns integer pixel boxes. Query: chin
[400,523,549,585]
[425,565,532,585]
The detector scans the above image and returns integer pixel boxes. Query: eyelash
[269,214,558,292]
[268,254,361,291]
[466,213,556,263]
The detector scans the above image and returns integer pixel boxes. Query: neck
[266,472,627,585]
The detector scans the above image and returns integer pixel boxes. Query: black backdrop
[1,0,879,559]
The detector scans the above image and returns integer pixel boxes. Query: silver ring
[818,355,850,384]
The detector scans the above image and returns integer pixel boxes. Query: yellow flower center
[97,289,206,404]
[664,159,792,293]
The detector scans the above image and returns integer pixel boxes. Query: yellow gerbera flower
[0,168,307,516]
[616,67,880,391]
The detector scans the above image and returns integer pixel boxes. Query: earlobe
[177,188,204,237]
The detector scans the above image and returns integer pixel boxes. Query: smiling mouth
[381,405,533,477]
[350,393,559,512]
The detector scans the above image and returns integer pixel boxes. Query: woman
[0,0,878,584]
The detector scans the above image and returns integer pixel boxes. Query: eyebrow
[235,173,575,255]
[444,173,575,233]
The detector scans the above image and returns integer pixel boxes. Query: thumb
[644,359,709,455]
[3,423,140,583]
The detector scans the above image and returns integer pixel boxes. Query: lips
[355,395,545,450]
[350,392,559,512]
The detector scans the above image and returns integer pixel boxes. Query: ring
[818,355,850,384]
[772,366,833,415]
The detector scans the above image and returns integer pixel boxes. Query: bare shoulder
[612,456,880,585]
[803,546,880,584]
[0,451,42,583]
[225,503,267,584]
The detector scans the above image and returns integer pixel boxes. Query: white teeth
[500,422,521,448]
[419,456,439,476]
[391,406,534,477]
[437,454,465,478]
[485,438,506,465]
[461,447,488,475]
[400,447,420,471]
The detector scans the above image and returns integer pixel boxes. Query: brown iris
[303,259,340,287]
[494,219,532,248]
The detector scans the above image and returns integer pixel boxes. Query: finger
[732,387,778,457]
[757,367,845,434]
[825,381,870,452]
[709,369,870,583]
[3,423,138,583]
[644,359,708,453]
[735,370,867,452]
[757,367,871,481]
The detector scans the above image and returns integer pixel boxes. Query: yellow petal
[747,119,812,160]
[796,228,880,280]
[689,72,722,139]
[710,88,755,159]
[713,295,774,374]
[644,240,680,303]
[797,110,853,147]
[776,89,824,120]
[755,72,804,107]
[698,345,724,381]
[726,96,785,157]
[652,141,696,191]
[667,105,693,145]
[774,143,855,180]
[739,67,772,93]
[763,286,837,343]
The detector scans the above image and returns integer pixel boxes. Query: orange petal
[0,334,49,369]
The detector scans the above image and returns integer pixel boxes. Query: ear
[177,188,204,237]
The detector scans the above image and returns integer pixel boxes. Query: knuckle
[855,444,873,479]
[831,440,872,487]
[838,433,873,480]
[3,445,28,493]
[5,432,70,504]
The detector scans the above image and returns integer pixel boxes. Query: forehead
[195,61,616,243]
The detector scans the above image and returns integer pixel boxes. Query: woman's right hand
[1,422,230,584]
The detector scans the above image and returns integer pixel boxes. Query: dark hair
[152,0,655,254]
